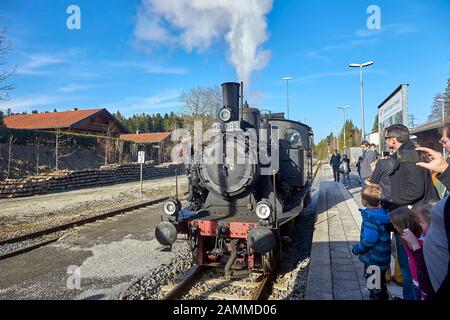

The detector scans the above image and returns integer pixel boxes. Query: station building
[410,119,442,151]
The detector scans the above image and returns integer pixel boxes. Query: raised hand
[402,229,421,251]
[415,147,449,173]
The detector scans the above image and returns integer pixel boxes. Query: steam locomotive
[155,82,314,276]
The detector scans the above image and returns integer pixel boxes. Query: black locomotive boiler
[156,82,314,275]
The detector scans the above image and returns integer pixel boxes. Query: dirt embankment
[0,143,105,179]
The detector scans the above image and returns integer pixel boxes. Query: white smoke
[134,0,273,84]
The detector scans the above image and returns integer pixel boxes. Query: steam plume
[134,0,273,84]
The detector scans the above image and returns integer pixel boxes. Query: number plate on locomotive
[212,121,241,131]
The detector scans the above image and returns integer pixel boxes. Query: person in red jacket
[402,203,436,300]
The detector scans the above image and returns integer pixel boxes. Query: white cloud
[355,23,417,38]
[0,95,61,112]
[58,84,96,93]
[306,38,378,63]
[16,53,66,75]
[134,0,274,84]
[305,23,415,63]
[105,60,187,75]
[293,69,386,83]
[105,90,182,116]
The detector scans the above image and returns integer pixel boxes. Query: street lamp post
[349,61,373,141]
[282,77,292,119]
[338,105,350,149]
[437,98,447,156]
[332,121,341,152]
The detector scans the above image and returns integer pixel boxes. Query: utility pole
[338,106,350,148]
[349,61,374,141]
[332,121,341,152]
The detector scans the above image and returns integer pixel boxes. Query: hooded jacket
[352,207,391,270]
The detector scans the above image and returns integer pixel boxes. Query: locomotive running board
[276,203,304,227]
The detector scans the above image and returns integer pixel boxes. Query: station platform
[306,164,404,300]
[306,164,369,300]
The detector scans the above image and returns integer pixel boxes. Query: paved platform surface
[306,164,370,300]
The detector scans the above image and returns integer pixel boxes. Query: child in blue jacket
[352,183,392,300]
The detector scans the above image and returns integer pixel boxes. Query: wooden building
[119,132,172,163]
[3,108,128,136]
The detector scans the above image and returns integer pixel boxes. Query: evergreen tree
[372,114,379,133]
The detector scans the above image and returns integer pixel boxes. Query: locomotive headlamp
[255,201,272,220]
[163,198,181,216]
[218,107,232,122]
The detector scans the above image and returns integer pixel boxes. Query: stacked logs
[0,163,184,199]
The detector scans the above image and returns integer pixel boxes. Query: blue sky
[0,0,448,142]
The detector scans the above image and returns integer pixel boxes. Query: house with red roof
[120,132,173,163]
[3,108,129,136]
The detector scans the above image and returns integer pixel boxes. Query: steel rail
[0,196,170,246]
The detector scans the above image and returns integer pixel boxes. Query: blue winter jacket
[352,208,391,270]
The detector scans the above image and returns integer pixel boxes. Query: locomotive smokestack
[221,82,240,121]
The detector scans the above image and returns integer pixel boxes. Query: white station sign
[138,151,145,164]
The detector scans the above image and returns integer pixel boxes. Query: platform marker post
[138,151,145,198]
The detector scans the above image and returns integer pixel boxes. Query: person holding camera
[415,122,450,300]
[383,124,439,300]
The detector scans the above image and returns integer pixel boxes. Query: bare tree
[6,134,15,179]
[54,128,75,171]
[180,85,223,132]
[0,29,16,103]
[116,139,124,164]
[104,122,114,165]
[36,137,41,174]
[428,93,448,122]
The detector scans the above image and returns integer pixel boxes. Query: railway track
[160,160,323,301]
[161,267,274,300]
[0,196,172,261]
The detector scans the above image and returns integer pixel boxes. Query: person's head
[358,156,363,162]
[390,207,422,236]
[361,141,370,152]
[439,122,450,153]
[370,143,377,152]
[361,183,382,208]
[412,202,436,235]
[334,149,338,155]
[385,124,410,151]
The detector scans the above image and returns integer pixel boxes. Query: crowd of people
[334,123,449,300]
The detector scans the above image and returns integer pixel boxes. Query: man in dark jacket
[384,124,439,300]
[416,122,450,300]
[385,124,439,209]
[330,150,341,182]
[370,157,396,208]
[360,141,377,190]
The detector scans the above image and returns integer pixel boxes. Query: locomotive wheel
[261,250,275,273]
